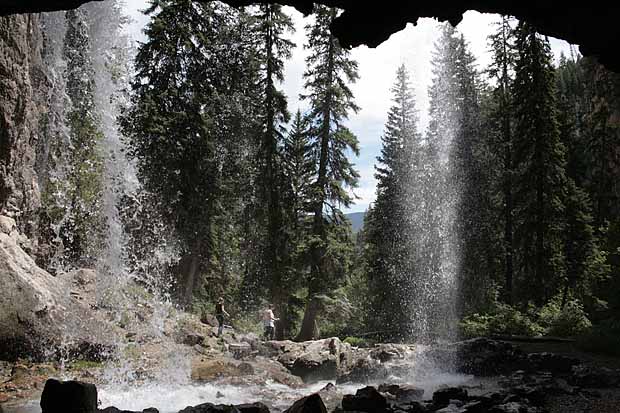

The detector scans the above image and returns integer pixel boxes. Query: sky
[123,1,576,213]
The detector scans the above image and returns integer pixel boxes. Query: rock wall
[0,214,117,361]
[0,13,47,238]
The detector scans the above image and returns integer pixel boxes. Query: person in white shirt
[262,304,279,340]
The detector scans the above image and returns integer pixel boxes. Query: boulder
[487,402,529,413]
[178,404,235,413]
[190,356,303,387]
[378,383,424,403]
[284,393,327,413]
[337,357,389,384]
[191,359,247,381]
[369,343,408,362]
[272,338,351,382]
[435,404,462,413]
[235,403,270,413]
[40,379,97,413]
[525,352,580,374]
[569,364,620,388]
[342,386,388,413]
[178,403,269,413]
[229,342,252,359]
[0,233,117,361]
[427,338,525,376]
[432,387,468,407]
[317,383,343,412]
[0,216,16,234]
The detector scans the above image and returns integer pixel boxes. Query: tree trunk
[296,296,321,341]
[176,253,200,307]
[297,8,336,343]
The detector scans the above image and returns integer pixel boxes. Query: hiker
[215,297,229,337]
[262,304,279,340]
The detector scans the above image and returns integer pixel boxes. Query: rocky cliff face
[0,14,47,240]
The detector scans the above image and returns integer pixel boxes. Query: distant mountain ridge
[345,211,366,234]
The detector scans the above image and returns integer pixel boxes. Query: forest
[25,0,620,350]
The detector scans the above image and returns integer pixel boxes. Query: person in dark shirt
[215,297,229,337]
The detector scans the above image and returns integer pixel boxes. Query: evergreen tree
[556,55,610,308]
[512,22,567,304]
[120,0,259,307]
[487,15,517,303]
[366,64,422,338]
[61,8,105,266]
[296,5,360,341]
[283,110,314,229]
[250,4,296,338]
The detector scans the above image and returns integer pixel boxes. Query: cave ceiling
[2,0,619,73]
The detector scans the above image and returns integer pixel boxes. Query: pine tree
[250,4,296,338]
[120,0,260,306]
[61,8,105,266]
[283,110,314,229]
[487,15,517,303]
[296,5,360,341]
[556,55,610,308]
[512,22,567,304]
[366,64,422,338]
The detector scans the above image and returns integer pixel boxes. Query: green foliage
[460,303,544,338]
[460,294,592,338]
[539,295,592,337]
[576,319,620,356]
[343,336,374,348]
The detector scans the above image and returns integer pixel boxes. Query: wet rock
[178,403,234,413]
[236,403,270,413]
[251,357,304,387]
[40,379,97,413]
[336,357,388,384]
[525,352,580,374]
[183,332,205,346]
[569,364,620,388]
[0,233,117,361]
[190,359,245,381]
[98,408,159,413]
[396,401,428,413]
[427,338,524,376]
[284,393,327,413]
[342,386,388,412]
[369,344,407,362]
[487,402,528,413]
[200,313,219,327]
[378,383,424,403]
[229,342,252,359]
[238,362,254,375]
[290,338,346,382]
[317,382,343,412]
[178,403,269,413]
[216,391,225,398]
[0,216,16,234]
[435,404,462,413]
[432,387,468,407]
[238,333,261,351]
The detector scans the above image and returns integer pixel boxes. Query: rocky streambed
[3,336,620,413]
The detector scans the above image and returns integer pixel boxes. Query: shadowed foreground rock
[40,379,97,413]
[178,402,270,413]
[283,393,327,413]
